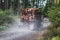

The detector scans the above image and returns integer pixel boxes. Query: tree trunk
[5,0,8,9]
[0,0,1,9]
[23,0,26,8]
[17,0,20,15]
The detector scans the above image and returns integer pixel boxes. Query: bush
[47,7,60,24]
[0,9,13,30]
[0,9,12,25]
[0,25,8,31]
[42,1,60,40]
[52,36,60,40]
[57,26,60,36]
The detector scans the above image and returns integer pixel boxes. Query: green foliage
[47,7,60,24]
[45,6,60,38]
[57,26,60,36]
[21,0,30,8]
[0,25,8,31]
[47,25,57,37]
[0,9,13,30]
[42,0,60,40]
[52,36,60,40]
[42,25,60,40]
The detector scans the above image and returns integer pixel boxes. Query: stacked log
[20,8,41,22]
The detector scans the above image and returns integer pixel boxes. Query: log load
[20,8,41,22]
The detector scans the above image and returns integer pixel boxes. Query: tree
[0,0,11,10]
[43,0,60,40]
[21,0,29,8]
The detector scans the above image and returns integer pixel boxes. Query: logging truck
[20,8,41,22]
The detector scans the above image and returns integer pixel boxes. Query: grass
[0,25,8,31]
[52,36,60,40]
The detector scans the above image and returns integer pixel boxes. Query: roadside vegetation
[41,0,60,40]
[0,0,20,31]
[0,9,13,31]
